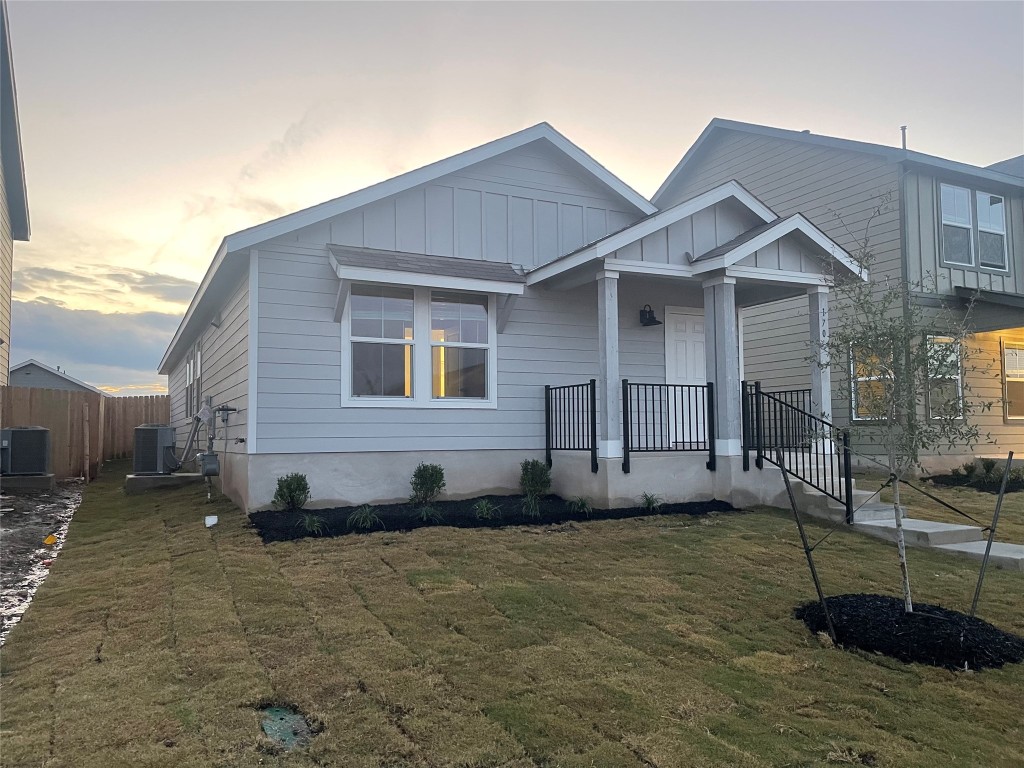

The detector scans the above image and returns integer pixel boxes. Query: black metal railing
[621,380,715,474]
[545,380,598,473]
[750,381,854,523]
[742,383,813,462]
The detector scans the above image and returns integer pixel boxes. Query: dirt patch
[795,594,1024,671]
[1,481,83,645]
[250,495,736,543]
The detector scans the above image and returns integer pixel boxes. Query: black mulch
[250,495,735,543]
[928,472,1024,494]
[795,594,1024,671]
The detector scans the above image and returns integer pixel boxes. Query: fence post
[82,401,91,481]
[589,379,598,474]
[705,381,716,471]
[544,385,552,468]
[754,381,764,470]
[842,429,853,524]
[621,379,630,474]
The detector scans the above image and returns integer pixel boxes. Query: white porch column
[703,276,741,456]
[808,286,832,422]
[597,270,622,458]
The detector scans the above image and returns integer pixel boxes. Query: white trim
[340,286,499,410]
[246,250,259,453]
[333,279,350,324]
[725,266,831,286]
[602,260,692,278]
[226,123,654,253]
[526,180,775,285]
[597,439,623,459]
[496,295,518,333]
[975,190,1009,273]
[9,359,107,396]
[940,183,975,268]
[700,275,736,288]
[330,258,525,296]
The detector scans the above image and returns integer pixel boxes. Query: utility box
[133,425,177,475]
[0,427,51,475]
[199,452,220,478]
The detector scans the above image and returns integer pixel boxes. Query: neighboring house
[0,0,30,387]
[161,123,863,511]
[656,119,1024,469]
[10,359,107,396]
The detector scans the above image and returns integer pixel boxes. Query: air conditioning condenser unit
[133,424,177,475]
[0,427,52,475]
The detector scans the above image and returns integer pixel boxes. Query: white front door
[664,307,707,447]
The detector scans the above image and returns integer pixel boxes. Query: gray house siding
[662,129,903,420]
[9,363,97,393]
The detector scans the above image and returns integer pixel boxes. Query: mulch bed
[795,594,1024,671]
[250,495,735,543]
[928,472,1024,494]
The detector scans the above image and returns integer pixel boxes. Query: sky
[6,0,1023,394]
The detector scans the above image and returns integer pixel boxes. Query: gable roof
[11,359,107,396]
[160,123,655,374]
[527,179,775,285]
[653,118,1024,207]
[1,0,29,240]
[987,155,1024,179]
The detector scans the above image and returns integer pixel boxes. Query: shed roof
[328,245,526,284]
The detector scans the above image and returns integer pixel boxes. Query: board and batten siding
[168,270,249,452]
[0,154,11,386]
[268,141,641,265]
[662,129,903,408]
[904,170,1024,295]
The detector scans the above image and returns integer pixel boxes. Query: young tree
[815,192,993,613]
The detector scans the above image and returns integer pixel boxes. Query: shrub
[962,462,977,477]
[639,491,664,513]
[410,463,446,506]
[273,473,311,513]
[347,504,384,531]
[521,494,541,519]
[981,458,998,475]
[412,505,443,525]
[567,495,593,517]
[295,511,327,536]
[520,460,551,520]
[472,499,502,521]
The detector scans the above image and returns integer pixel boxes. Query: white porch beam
[808,286,832,422]
[597,271,622,458]
[703,276,742,456]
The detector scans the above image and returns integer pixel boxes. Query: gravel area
[1,481,83,645]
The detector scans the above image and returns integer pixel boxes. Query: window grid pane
[976,192,1005,233]
[351,285,414,340]
[942,224,973,265]
[352,342,413,398]
[432,346,487,399]
[941,184,971,226]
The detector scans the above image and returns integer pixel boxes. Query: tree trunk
[891,472,914,612]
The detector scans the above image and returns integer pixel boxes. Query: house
[160,123,864,511]
[656,119,1024,470]
[10,359,107,396]
[0,0,30,386]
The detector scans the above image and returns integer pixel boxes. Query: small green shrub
[347,504,384,531]
[412,505,444,525]
[295,511,327,536]
[962,462,977,477]
[410,463,446,506]
[472,499,502,521]
[273,473,311,513]
[951,467,962,478]
[981,458,997,475]
[521,494,541,519]
[520,460,551,498]
[568,495,593,517]
[639,491,664,513]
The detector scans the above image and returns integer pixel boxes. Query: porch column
[597,270,622,458]
[808,286,832,422]
[703,276,741,456]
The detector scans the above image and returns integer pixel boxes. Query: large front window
[850,346,890,421]
[926,335,962,420]
[1004,341,1024,419]
[940,183,1007,270]
[348,284,493,405]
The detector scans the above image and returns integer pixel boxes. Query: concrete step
[854,518,984,547]
[933,541,1024,573]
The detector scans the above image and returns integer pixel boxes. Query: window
[1004,341,1024,419]
[939,183,1008,270]
[347,284,494,405]
[850,346,890,421]
[926,336,962,420]
[184,342,202,418]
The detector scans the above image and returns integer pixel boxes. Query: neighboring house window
[850,346,889,421]
[1004,341,1024,420]
[926,336,962,420]
[939,183,1008,270]
[348,284,494,405]
[350,285,415,397]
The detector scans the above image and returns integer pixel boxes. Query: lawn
[2,464,1022,768]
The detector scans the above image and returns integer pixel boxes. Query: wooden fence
[0,387,170,480]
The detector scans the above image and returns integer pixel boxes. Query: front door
[665,307,707,447]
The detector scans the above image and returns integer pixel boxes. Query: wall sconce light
[639,304,662,326]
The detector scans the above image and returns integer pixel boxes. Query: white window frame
[940,183,974,267]
[1003,340,1024,420]
[926,335,963,420]
[939,183,1010,273]
[849,345,889,422]
[976,191,1008,271]
[341,283,498,409]
[184,342,202,418]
